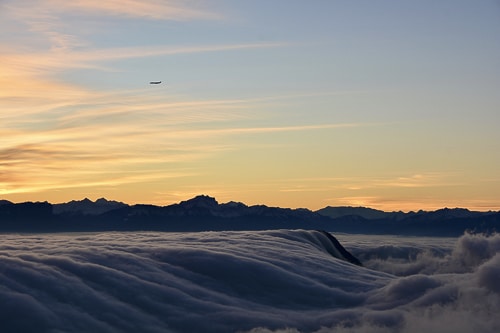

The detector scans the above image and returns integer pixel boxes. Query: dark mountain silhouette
[318,230,362,266]
[317,206,403,220]
[53,197,127,215]
[0,195,498,235]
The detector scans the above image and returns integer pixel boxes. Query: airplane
[149,81,162,84]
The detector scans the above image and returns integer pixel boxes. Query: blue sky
[1,0,499,210]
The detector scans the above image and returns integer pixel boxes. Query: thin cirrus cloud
[3,0,221,23]
[278,173,458,191]
[269,173,464,211]
[0,42,287,129]
[6,2,334,202]
[0,29,297,197]
[1,0,283,115]
[0,40,287,129]
[0,141,203,195]
[4,44,353,196]
[338,173,460,190]
[0,119,363,196]
[44,0,222,21]
[2,42,287,74]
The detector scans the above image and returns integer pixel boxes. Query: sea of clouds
[0,230,499,333]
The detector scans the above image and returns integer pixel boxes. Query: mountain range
[1,195,499,235]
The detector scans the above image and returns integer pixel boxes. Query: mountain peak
[53,197,126,215]
[316,206,390,220]
[180,195,219,209]
[432,207,474,218]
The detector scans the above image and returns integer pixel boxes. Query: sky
[1,0,499,211]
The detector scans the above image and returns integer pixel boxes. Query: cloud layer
[0,230,499,333]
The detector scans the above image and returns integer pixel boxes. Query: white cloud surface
[0,230,499,333]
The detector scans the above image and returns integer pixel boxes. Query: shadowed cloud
[0,231,498,332]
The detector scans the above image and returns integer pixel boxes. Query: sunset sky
[1,0,499,211]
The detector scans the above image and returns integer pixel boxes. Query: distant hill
[316,206,398,220]
[53,198,127,215]
[0,195,498,236]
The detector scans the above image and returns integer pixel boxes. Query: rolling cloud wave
[0,230,499,332]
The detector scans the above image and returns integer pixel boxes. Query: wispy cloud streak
[2,42,287,76]
[45,0,221,21]
[3,0,220,23]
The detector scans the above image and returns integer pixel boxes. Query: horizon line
[1,195,498,213]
